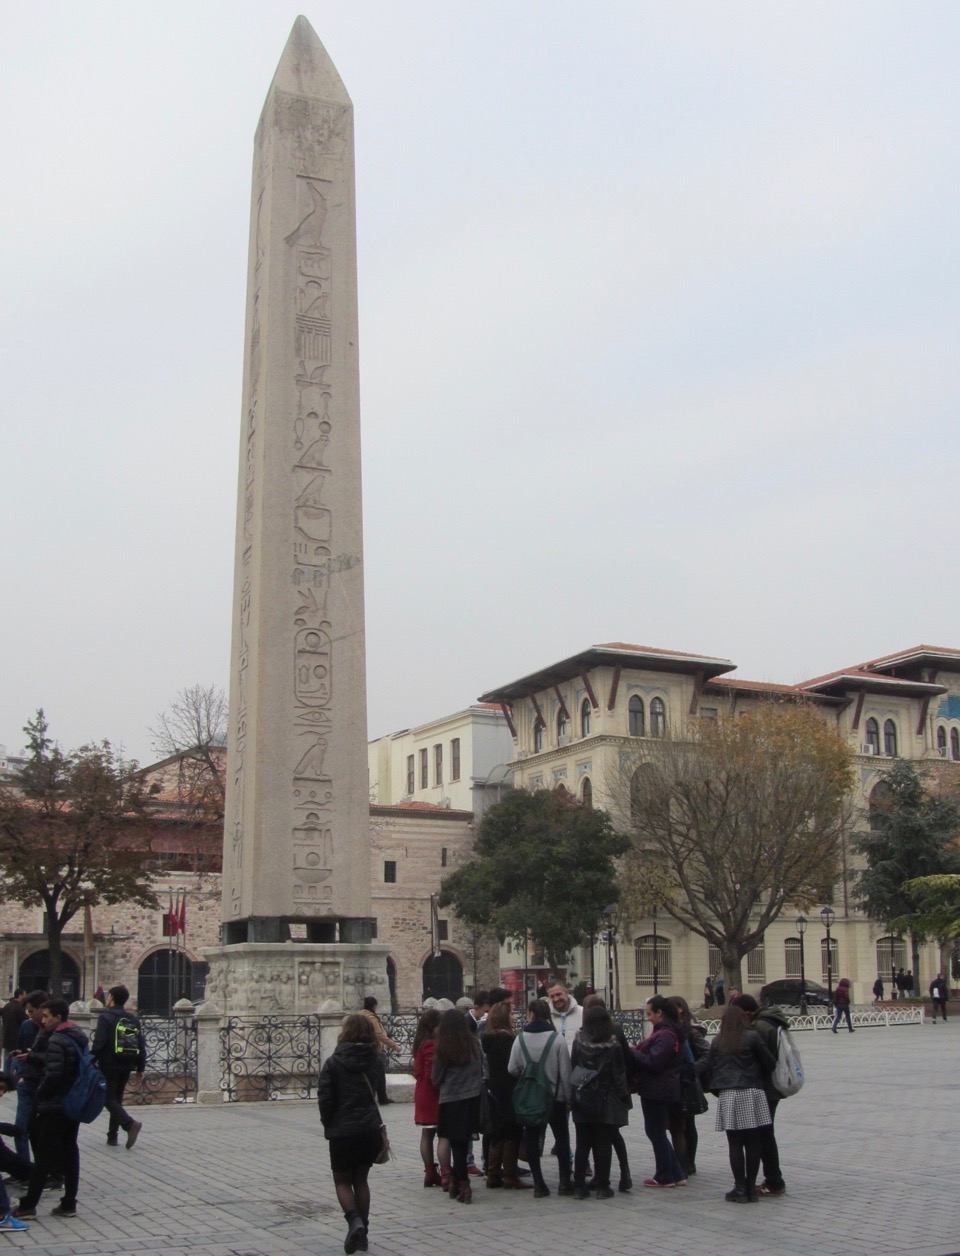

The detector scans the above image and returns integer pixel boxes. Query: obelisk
[205,18,387,1015]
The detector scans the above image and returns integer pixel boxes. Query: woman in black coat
[318,1015,383,1254]
[481,1001,528,1189]
[570,1003,630,1200]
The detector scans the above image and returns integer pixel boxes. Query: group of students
[0,985,146,1233]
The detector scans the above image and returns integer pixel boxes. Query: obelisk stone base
[201,941,391,1016]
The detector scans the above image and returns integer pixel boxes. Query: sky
[2,2,959,766]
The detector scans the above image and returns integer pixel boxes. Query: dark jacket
[17,1028,48,1094]
[630,1022,684,1102]
[92,1005,147,1073]
[833,979,851,1008]
[750,1006,789,1101]
[317,1042,382,1141]
[37,1023,89,1114]
[701,1028,775,1093]
[1,999,26,1052]
[571,1036,630,1127]
[482,1031,520,1139]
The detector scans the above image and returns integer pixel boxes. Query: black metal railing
[129,1015,198,1105]
[219,1014,323,1101]
[379,1013,418,1072]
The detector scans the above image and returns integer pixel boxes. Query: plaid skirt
[714,1088,771,1132]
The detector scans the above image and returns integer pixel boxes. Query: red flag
[167,891,177,937]
[178,892,186,936]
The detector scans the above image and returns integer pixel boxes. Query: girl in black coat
[570,1004,630,1200]
[318,1015,383,1254]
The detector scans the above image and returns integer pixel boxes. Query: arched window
[581,777,593,809]
[137,948,200,1016]
[864,717,880,755]
[634,934,672,985]
[422,951,464,1002]
[883,719,898,757]
[557,710,568,742]
[533,718,545,753]
[581,699,591,738]
[821,937,839,984]
[784,937,802,978]
[628,695,645,737]
[938,725,948,755]
[651,697,666,738]
[876,935,906,981]
[952,729,960,761]
[19,951,81,1002]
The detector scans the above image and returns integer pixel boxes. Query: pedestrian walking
[930,973,949,1022]
[317,1014,384,1254]
[91,985,145,1148]
[831,978,855,1033]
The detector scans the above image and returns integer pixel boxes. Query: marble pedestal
[201,941,392,1015]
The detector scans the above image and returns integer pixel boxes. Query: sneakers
[0,1215,29,1232]
[466,1164,483,1177]
[643,1178,673,1188]
[126,1120,143,1149]
[51,1203,77,1218]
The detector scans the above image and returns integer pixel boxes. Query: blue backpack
[59,1036,108,1124]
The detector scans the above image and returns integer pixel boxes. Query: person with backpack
[92,984,146,1149]
[630,995,688,1188]
[569,1003,630,1200]
[699,1002,776,1203]
[507,998,572,1198]
[736,994,789,1196]
[431,1008,484,1204]
[13,998,89,1221]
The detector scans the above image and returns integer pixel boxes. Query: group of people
[0,984,146,1233]
[315,979,801,1253]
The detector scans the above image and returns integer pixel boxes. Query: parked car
[758,979,833,1008]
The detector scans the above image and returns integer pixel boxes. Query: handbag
[363,1075,394,1164]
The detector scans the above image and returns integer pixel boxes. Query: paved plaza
[3,1021,957,1256]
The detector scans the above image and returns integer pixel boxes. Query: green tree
[855,760,960,987]
[438,788,630,974]
[619,702,855,989]
[0,710,158,995]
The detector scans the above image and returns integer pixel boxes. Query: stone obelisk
[204,18,387,1015]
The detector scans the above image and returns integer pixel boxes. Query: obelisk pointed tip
[268,15,351,105]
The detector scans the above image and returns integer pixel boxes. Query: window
[581,700,591,738]
[883,719,898,757]
[876,934,907,978]
[700,707,718,720]
[441,847,447,867]
[746,939,765,983]
[451,738,461,781]
[707,943,721,976]
[557,710,569,742]
[952,729,960,761]
[162,912,177,938]
[784,937,802,978]
[864,717,880,755]
[938,725,948,755]
[437,919,449,942]
[533,718,545,753]
[419,748,428,789]
[651,697,666,738]
[581,777,593,809]
[434,743,443,787]
[820,937,839,983]
[628,695,645,737]
[383,860,397,883]
[406,755,415,796]
[634,934,672,985]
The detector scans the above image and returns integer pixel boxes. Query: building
[479,642,960,1008]
[368,703,514,815]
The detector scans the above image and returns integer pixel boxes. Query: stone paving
[2,1021,958,1256]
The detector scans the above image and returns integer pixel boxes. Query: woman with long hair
[317,1014,382,1253]
[431,1008,483,1203]
[412,1009,446,1188]
[507,998,572,1198]
[570,1003,630,1200]
[481,1001,530,1189]
[582,993,633,1190]
[630,994,687,1188]
[667,995,709,1176]
[700,1002,776,1203]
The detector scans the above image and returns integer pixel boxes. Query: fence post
[194,1000,223,1105]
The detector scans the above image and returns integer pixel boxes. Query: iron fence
[379,1014,418,1072]
[219,1014,323,1101]
[129,1014,198,1105]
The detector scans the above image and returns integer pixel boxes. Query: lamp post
[602,906,616,1008]
[796,914,808,1014]
[652,905,659,996]
[820,905,835,999]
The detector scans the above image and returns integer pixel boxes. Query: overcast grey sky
[2,2,958,765]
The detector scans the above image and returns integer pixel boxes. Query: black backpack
[112,1012,141,1063]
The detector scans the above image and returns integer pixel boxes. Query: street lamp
[795,914,808,1014]
[652,905,659,996]
[820,905,835,999]
[602,906,616,1008]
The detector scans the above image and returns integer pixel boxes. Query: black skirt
[437,1096,481,1142]
[328,1129,383,1173]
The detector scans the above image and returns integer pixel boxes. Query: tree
[438,788,630,974]
[149,684,227,819]
[0,710,158,995]
[855,760,960,986]
[618,702,855,989]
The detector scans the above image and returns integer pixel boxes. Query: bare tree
[149,685,227,820]
[613,702,854,989]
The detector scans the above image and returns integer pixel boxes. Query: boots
[486,1141,503,1188]
[455,1180,473,1204]
[502,1141,532,1189]
[440,1166,452,1193]
[557,1165,575,1197]
[423,1163,443,1188]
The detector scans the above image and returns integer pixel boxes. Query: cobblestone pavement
[3,1021,957,1256]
